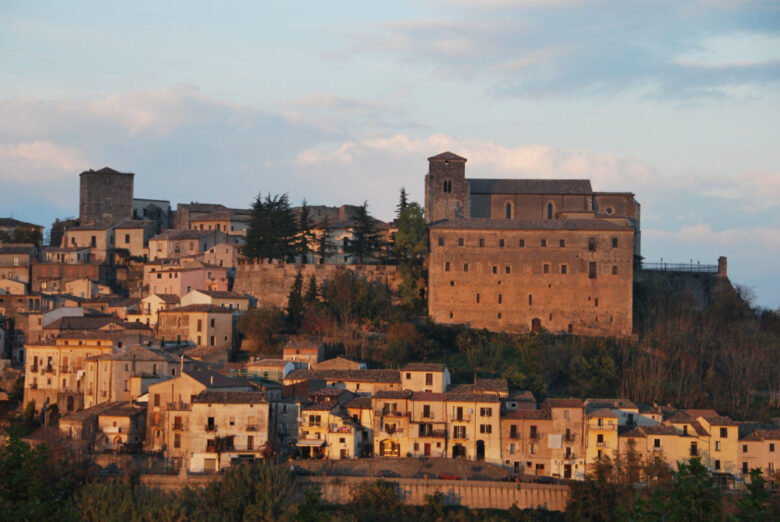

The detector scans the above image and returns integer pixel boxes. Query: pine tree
[345,201,381,264]
[315,216,335,263]
[297,199,315,261]
[304,274,318,304]
[242,193,300,261]
[396,187,408,216]
[286,271,304,331]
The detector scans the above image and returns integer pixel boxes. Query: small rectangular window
[479,238,485,247]
[498,294,502,304]
[612,237,618,248]
[492,266,497,274]
[541,239,547,247]
[445,262,450,272]
[561,264,567,274]
[612,266,618,275]
[458,238,464,247]
[499,239,505,247]
[528,294,533,305]
[124,234,130,243]
[589,262,597,279]
[438,237,444,246]
[463,263,469,272]
[505,266,511,274]
[476,293,480,303]
[543,264,549,274]
[519,239,525,247]
[559,239,565,247]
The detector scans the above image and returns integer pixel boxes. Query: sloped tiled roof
[468,178,592,195]
[192,390,267,404]
[186,370,250,388]
[286,369,400,384]
[374,390,413,400]
[429,151,467,161]
[402,362,446,372]
[587,408,618,418]
[544,398,584,409]
[503,409,550,420]
[445,392,501,403]
[345,397,372,409]
[412,391,446,401]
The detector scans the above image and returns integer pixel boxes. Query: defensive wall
[233,259,402,308]
[139,473,569,511]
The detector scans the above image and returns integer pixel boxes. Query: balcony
[417,429,446,438]
[246,425,257,432]
[31,365,38,373]
[28,383,37,390]
[564,453,577,460]
[329,425,353,434]
[451,415,472,423]
[44,366,55,374]
[564,434,576,442]
[61,366,69,373]
[384,426,404,435]
[375,409,408,418]
[103,426,122,434]
[597,441,606,447]
[205,424,217,432]
[168,401,189,411]
[509,432,521,440]
[173,423,185,431]
[529,431,543,440]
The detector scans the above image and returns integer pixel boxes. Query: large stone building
[79,167,135,225]
[425,152,638,337]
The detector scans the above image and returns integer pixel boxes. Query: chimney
[718,256,727,277]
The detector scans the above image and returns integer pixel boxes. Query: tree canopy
[242,193,300,261]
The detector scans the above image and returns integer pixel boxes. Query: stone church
[425,152,638,337]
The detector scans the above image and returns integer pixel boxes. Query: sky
[0,0,778,308]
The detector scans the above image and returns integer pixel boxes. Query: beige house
[180,289,250,312]
[114,219,156,259]
[0,243,35,283]
[157,305,233,348]
[127,293,180,327]
[543,398,586,480]
[408,392,448,458]
[283,340,326,368]
[63,223,116,263]
[739,429,780,478]
[23,333,143,414]
[148,229,230,262]
[400,363,451,393]
[189,211,249,237]
[446,392,502,464]
[95,403,146,452]
[501,409,554,476]
[84,345,180,408]
[372,391,413,458]
[247,359,295,383]
[188,391,271,472]
[284,369,401,395]
[145,370,253,469]
[313,356,366,370]
[198,242,242,269]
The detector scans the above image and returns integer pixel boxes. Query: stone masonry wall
[233,260,401,309]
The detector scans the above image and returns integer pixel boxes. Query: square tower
[79,167,134,225]
[424,152,469,223]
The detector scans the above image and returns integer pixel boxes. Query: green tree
[633,458,722,521]
[349,480,404,522]
[304,274,318,304]
[49,217,79,247]
[287,271,304,331]
[396,187,408,215]
[345,201,381,264]
[181,462,300,521]
[0,430,78,520]
[243,193,300,261]
[297,200,315,260]
[236,306,285,354]
[315,216,335,263]
[393,202,427,310]
[731,468,770,521]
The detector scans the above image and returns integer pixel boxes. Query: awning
[296,439,326,447]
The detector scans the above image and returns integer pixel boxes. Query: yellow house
[400,363,451,393]
[297,402,337,458]
[408,392,448,458]
[445,392,502,464]
[696,415,739,475]
[618,424,680,479]
[585,408,619,471]
[739,429,780,479]
[372,390,412,458]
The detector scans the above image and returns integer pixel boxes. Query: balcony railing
[564,434,576,442]
[205,424,217,432]
[246,425,257,432]
[564,453,577,460]
[329,426,353,433]
[61,366,69,373]
[690,449,698,457]
[597,441,605,447]
[642,262,718,274]
[417,430,446,438]
[451,414,472,423]
[509,432,521,439]
[375,410,408,418]
[173,423,185,431]
[529,432,542,440]
[384,426,404,435]
[168,402,189,411]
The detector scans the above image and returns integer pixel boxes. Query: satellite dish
[468,408,474,414]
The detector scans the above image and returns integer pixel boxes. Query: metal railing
[642,262,718,273]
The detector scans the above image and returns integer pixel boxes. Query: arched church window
[505,202,512,219]
[547,202,554,219]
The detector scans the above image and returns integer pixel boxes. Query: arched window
[505,201,512,219]
[443,179,452,193]
[531,318,542,333]
[546,202,554,219]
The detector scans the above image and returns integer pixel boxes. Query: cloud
[0,141,90,184]
[348,1,780,100]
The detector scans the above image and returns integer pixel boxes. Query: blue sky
[1,0,778,307]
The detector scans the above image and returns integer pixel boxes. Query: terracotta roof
[428,151,467,162]
[666,412,695,424]
[149,293,180,304]
[153,229,213,240]
[61,401,123,421]
[161,304,233,314]
[0,218,41,228]
[690,420,710,437]
[643,425,679,436]
[286,369,400,384]
[311,388,348,397]
[445,392,501,403]
[402,362,446,372]
[374,390,413,400]
[503,409,550,420]
[99,403,145,418]
[586,398,638,410]
[87,345,176,362]
[192,390,267,404]
[702,415,738,427]
[412,392,446,401]
[544,398,584,409]
[189,290,248,299]
[185,370,250,389]
[429,218,631,231]
[449,378,508,395]
[510,390,536,402]
[0,245,36,254]
[302,401,338,411]
[468,178,593,195]
[249,359,289,368]
[587,408,618,418]
[345,397,372,409]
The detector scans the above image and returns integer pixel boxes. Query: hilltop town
[1,153,778,515]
